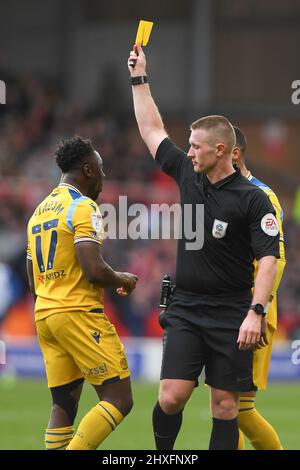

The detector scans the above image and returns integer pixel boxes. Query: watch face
[255,304,264,314]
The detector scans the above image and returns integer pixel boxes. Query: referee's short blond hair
[190,115,236,156]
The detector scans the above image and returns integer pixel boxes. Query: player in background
[232,127,286,450]
[26,136,138,450]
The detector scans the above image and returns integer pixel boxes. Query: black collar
[204,167,241,189]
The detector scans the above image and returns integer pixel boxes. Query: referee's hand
[128,44,147,76]
[237,310,262,350]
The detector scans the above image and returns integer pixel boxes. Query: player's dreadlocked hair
[55,135,95,173]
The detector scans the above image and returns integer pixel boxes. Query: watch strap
[130,75,148,86]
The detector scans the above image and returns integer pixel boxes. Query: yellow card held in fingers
[135,20,153,46]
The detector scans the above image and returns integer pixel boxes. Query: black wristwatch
[130,75,148,86]
[249,303,266,318]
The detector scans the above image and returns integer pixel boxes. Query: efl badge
[212,219,228,239]
[91,212,103,237]
[261,213,279,236]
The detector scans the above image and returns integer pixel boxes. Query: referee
[128,45,279,450]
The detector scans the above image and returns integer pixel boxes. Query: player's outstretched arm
[75,241,138,295]
[128,44,168,158]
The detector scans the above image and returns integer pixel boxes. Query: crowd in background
[0,76,300,338]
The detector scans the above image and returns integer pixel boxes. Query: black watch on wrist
[130,75,148,86]
[250,303,266,317]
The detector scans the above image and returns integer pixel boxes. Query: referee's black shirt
[156,138,280,295]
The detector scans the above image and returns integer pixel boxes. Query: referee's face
[188,129,218,173]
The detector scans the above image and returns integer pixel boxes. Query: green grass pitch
[0,378,299,450]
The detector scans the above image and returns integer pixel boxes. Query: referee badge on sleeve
[212,219,228,239]
[261,213,279,236]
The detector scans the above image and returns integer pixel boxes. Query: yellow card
[135,20,154,46]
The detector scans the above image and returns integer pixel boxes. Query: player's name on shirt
[35,199,64,216]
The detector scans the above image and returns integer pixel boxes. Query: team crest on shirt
[212,219,228,239]
[261,213,279,236]
[91,212,103,238]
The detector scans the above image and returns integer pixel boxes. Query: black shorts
[159,288,256,392]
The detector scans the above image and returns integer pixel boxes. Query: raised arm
[128,44,168,158]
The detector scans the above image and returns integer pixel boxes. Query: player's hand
[237,310,262,350]
[117,272,138,296]
[116,287,129,297]
[255,317,269,350]
[128,44,147,76]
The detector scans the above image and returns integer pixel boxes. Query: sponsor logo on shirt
[261,213,279,236]
[38,270,66,283]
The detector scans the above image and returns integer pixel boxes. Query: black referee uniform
[156,138,280,392]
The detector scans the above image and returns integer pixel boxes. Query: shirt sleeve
[72,200,104,245]
[155,137,192,187]
[247,189,280,260]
